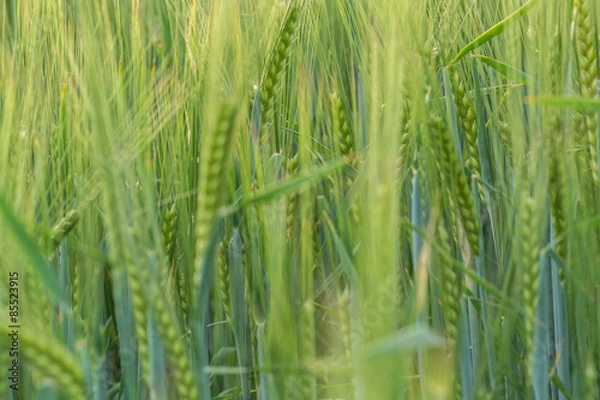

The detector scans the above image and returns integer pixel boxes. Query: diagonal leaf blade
[474,54,531,84]
[447,0,539,66]
[525,96,600,112]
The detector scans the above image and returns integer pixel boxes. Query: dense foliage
[0,0,599,399]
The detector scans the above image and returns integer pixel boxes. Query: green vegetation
[0,0,599,398]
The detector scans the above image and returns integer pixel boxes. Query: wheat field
[0,0,599,399]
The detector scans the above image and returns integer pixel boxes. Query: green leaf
[474,55,531,83]
[229,229,252,400]
[322,212,358,283]
[111,269,140,400]
[551,373,574,400]
[232,158,347,210]
[203,366,253,375]
[447,0,539,66]
[359,326,444,360]
[210,347,237,367]
[525,96,600,112]
[532,248,550,400]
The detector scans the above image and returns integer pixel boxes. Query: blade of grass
[359,326,443,361]
[322,212,358,284]
[525,96,600,112]
[474,55,531,84]
[244,158,348,207]
[532,243,550,400]
[229,229,252,400]
[111,269,140,400]
[447,0,539,66]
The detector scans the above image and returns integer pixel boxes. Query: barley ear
[331,91,360,225]
[397,99,413,183]
[149,287,198,399]
[125,255,150,384]
[15,328,87,400]
[453,72,485,205]
[437,220,461,353]
[50,208,79,246]
[162,202,178,271]
[517,195,541,390]
[286,154,299,240]
[429,115,480,256]
[260,4,300,132]
[193,101,240,291]
[548,118,568,276]
[575,0,600,185]
[217,240,232,327]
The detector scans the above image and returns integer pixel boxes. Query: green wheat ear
[286,154,299,240]
[12,327,87,400]
[452,71,485,205]
[50,208,79,246]
[548,118,568,266]
[397,96,413,184]
[124,253,150,385]
[429,115,480,256]
[517,194,541,391]
[217,239,232,327]
[260,3,300,134]
[148,284,198,399]
[574,0,600,186]
[193,101,240,292]
[161,202,178,271]
[331,91,360,225]
[437,220,461,353]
